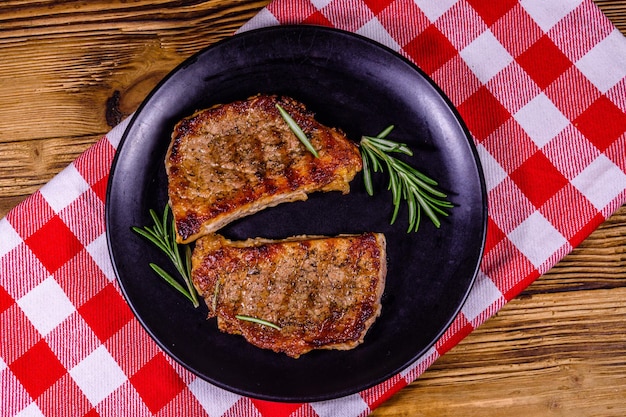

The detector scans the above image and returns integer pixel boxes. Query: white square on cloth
[238,8,280,33]
[572,154,626,211]
[14,402,45,417]
[508,211,569,268]
[69,346,127,406]
[460,29,513,84]
[461,271,504,323]
[311,0,333,8]
[514,93,570,148]
[85,233,117,282]
[16,276,75,337]
[311,393,369,417]
[520,0,584,32]
[0,217,22,259]
[576,29,626,93]
[413,0,459,22]
[356,17,401,52]
[38,164,90,213]
[188,378,241,417]
[476,144,508,191]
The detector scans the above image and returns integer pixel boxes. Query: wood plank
[595,0,626,28]
[372,288,626,417]
[0,135,101,208]
[0,0,270,216]
[0,0,269,143]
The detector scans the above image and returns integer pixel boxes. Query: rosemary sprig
[132,205,200,307]
[360,126,453,232]
[236,315,282,330]
[276,103,319,158]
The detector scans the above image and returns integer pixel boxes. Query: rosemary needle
[132,205,200,307]
[276,103,320,158]
[359,126,453,232]
[236,315,282,330]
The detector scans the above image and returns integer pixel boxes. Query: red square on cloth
[78,283,134,343]
[129,353,186,414]
[82,409,100,417]
[25,216,83,274]
[516,35,574,90]
[404,24,457,75]
[570,211,606,248]
[302,10,333,26]
[483,217,507,255]
[510,151,570,209]
[457,86,511,141]
[9,339,66,400]
[266,0,316,25]
[466,0,517,26]
[362,0,394,15]
[0,285,13,314]
[574,95,626,152]
[250,399,303,417]
[90,176,109,204]
[505,268,541,300]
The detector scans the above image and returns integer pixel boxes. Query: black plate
[106,25,486,402]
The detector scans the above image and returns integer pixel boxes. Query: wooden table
[1,1,624,415]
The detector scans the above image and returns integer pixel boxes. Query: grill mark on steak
[166,95,363,243]
[191,233,387,358]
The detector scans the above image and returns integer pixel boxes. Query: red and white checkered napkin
[2,0,626,416]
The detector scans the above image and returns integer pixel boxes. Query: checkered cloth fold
[2,1,626,416]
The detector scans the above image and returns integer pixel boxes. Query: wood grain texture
[0,0,270,213]
[0,1,624,416]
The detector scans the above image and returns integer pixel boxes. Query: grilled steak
[166,95,363,243]
[191,232,387,358]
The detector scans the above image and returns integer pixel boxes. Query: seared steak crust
[166,95,363,243]
[191,233,387,358]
